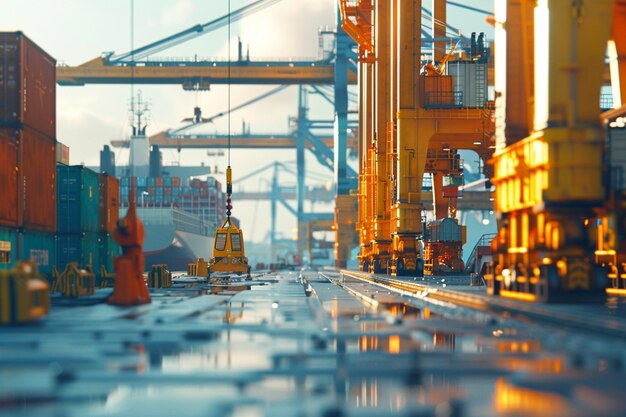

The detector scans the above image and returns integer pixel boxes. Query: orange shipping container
[0,132,20,227]
[99,173,119,233]
[421,75,455,107]
[21,127,57,232]
[0,32,56,138]
[0,127,56,232]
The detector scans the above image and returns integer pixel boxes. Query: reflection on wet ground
[1,270,626,416]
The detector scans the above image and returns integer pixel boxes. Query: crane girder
[56,58,358,86]
[110,131,359,151]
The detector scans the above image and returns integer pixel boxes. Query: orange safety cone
[108,188,151,306]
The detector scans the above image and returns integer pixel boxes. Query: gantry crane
[340,0,496,275]
[56,0,357,88]
[484,0,626,302]
[58,0,499,268]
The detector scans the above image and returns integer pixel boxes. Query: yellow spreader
[208,166,251,279]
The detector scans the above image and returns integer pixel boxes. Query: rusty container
[421,75,456,108]
[0,32,56,138]
[0,131,20,227]
[1,127,56,232]
[20,127,57,232]
[99,173,119,233]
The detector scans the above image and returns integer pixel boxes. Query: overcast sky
[1,0,493,244]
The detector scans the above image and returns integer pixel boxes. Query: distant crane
[57,0,499,267]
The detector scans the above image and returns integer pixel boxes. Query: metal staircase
[464,232,496,277]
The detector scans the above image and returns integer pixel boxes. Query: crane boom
[110,0,284,63]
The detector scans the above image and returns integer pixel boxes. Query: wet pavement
[1,269,626,416]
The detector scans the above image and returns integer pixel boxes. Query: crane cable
[228,0,231,166]
[226,0,233,219]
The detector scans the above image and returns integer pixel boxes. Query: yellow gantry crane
[484,0,626,302]
[340,0,495,275]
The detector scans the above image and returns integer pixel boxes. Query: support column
[334,18,350,195]
[389,0,398,235]
[297,86,307,262]
[432,0,447,62]
[270,162,278,262]
[432,172,448,219]
[334,8,359,268]
[371,0,392,273]
[391,0,426,276]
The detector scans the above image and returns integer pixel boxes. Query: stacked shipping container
[0,32,57,275]
[56,165,101,275]
[0,32,121,280]
[56,165,121,278]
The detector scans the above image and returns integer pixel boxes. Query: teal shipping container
[0,228,18,270]
[99,233,121,274]
[57,165,100,233]
[57,233,101,275]
[21,230,56,277]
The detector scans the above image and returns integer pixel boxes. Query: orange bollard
[108,188,151,306]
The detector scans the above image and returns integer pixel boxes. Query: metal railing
[424,91,464,108]
[464,232,496,274]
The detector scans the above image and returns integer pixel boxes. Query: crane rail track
[339,269,626,341]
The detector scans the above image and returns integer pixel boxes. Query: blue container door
[81,232,101,274]
[57,233,101,274]
[81,168,100,233]
[56,234,81,273]
[21,231,56,277]
[99,233,120,275]
[57,165,82,233]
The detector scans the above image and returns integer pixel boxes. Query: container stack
[56,166,121,280]
[120,176,225,229]
[56,165,101,276]
[0,32,57,276]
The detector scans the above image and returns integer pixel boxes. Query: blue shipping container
[0,228,18,270]
[57,232,101,275]
[57,165,100,233]
[147,177,155,187]
[164,177,172,187]
[137,177,147,187]
[120,177,129,186]
[99,233,121,275]
[21,230,56,277]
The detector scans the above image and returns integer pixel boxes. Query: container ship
[98,107,229,272]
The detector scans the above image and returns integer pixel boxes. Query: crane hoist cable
[207,0,251,280]
[226,0,232,217]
